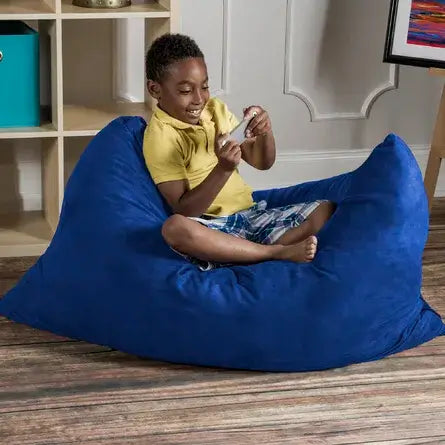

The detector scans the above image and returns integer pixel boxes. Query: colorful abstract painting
[408,0,445,48]
[384,0,445,68]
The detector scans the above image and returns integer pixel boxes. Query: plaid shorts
[179,199,322,271]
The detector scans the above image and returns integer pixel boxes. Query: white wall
[111,0,445,190]
[179,0,444,190]
[2,0,445,213]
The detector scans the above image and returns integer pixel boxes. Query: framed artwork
[384,0,445,69]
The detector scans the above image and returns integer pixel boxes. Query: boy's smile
[148,57,210,125]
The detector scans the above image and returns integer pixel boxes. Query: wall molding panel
[284,0,399,121]
[211,0,230,97]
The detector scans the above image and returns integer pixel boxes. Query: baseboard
[6,145,444,212]
[240,144,445,195]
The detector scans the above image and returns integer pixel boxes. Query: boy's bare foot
[274,236,318,263]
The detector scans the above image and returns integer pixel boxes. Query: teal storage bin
[0,21,40,128]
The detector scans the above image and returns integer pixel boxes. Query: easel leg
[425,83,445,212]
[425,152,442,212]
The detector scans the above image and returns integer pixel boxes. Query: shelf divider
[42,138,62,232]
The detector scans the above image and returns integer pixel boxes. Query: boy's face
[148,57,210,125]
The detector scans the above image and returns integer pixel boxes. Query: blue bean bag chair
[0,116,444,372]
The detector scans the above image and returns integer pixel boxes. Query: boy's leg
[162,214,317,264]
[274,201,335,246]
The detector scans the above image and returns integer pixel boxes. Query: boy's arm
[240,106,276,170]
[158,136,241,217]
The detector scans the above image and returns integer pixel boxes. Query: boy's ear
[147,80,161,100]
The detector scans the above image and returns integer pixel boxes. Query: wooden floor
[1,203,445,444]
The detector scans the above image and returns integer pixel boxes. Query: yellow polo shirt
[143,97,254,217]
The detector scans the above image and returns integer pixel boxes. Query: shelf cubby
[0,211,54,257]
[62,19,150,133]
[0,1,56,19]
[63,103,148,135]
[0,19,60,138]
[63,136,92,185]
[0,137,62,257]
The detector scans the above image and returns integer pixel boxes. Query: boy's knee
[162,214,189,247]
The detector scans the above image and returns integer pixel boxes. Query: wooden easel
[424,68,445,211]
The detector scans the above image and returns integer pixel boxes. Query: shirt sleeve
[143,122,187,184]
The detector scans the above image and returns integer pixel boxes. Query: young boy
[143,33,334,270]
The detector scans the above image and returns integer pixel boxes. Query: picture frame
[384,0,445,69]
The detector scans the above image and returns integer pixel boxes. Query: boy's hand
[215,134,242,172]
[243,106,272,139]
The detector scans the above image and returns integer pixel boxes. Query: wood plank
[350,439,445,445]
[0,318,72,346]
[426,228,445,248]
[1,357,445,419]
[0,280,19,299]
[422,247,445,266]
[430,197,445,225]
[1,340,445,411]
[0,257,36,279]
[364,440,445,445]
[423,262,445,286]
[1,381,445,444]
[421,287,445,314]
[23,434,445,445]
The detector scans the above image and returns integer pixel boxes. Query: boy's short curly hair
[145,33,204,83]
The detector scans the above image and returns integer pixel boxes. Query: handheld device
[222,111,257,146]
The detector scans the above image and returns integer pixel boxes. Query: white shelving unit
[0,0,180,257]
